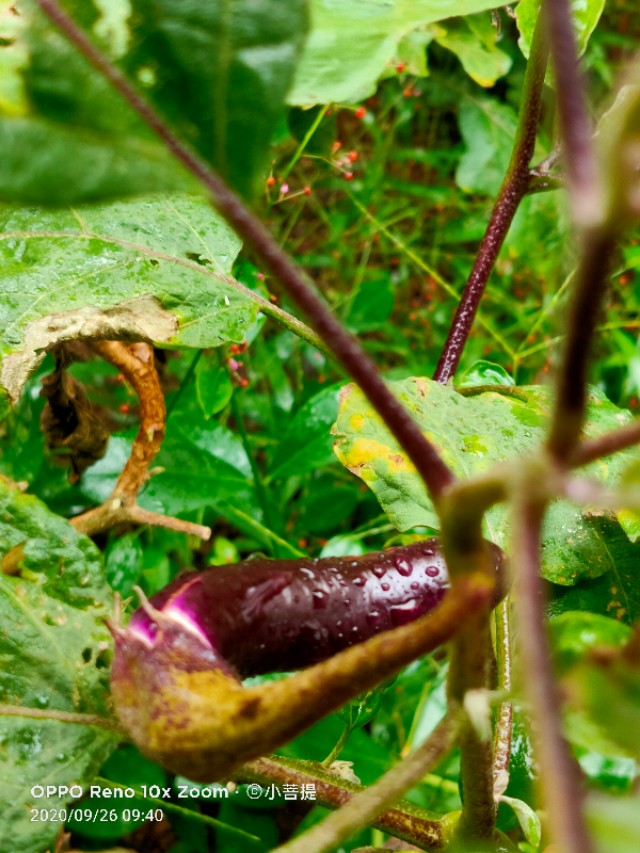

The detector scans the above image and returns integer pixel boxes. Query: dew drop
[312,590,327,609]
[352,576,365,586]
[367,610,384,629]
[390,599,419,626]
[425,565,440,578]
[394,556,412,577]
[300,567,315,580]
[381,582,390,592]
[372,566,386,578]
[410,581,419,590]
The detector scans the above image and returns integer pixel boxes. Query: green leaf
[337,684,390,731]
[345,274,395,334]
[269,386,341,481]
[105,532,144,596]
[0,480,117,853]
[498,795,542,850]
[288,1,510,105]
[81,419,260,525]
[297,477,359,534]
[2,0,308,203]
[548,518,640,624]
[332,378,640,584]
[456,96,519,195]
[569,653,640,759]
[195,356,234,419]
[0,194,257,408]
[516,0,606,59]
[549,611,632,672]
[142,420,259,518]
[457,360,515,387]
[435,14,512,88]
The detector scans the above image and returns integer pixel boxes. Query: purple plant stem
[434,17,548,383]
[513,495,594,853]
[571,420,640,467]
[542,0,622,460]
[546,224,618,460]
[542,0,601,226]
[37,0,455,500]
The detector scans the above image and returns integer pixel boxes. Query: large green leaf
[332,378,640,584]
[288,0,509,105]
[516,0,606,59]
[2,0,308,202]
[0,194,257,409]
[0,480,117,853]
[548,518,640,624]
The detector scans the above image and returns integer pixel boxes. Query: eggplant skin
[128,539,459,677]
[110,539,505,781]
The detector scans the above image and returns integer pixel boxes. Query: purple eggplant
[127,540,451,677]
[111,539,504,781]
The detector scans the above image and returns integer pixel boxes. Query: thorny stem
[440,509,499,842]
[512,493,594,853]
[237,756,446,849]
[492,599,513,796]
[37,0,455,504]
[269,715,461,853]
[71,341,211,540]
[542,0,602,227]
[433,15,548,383]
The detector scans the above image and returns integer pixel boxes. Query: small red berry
[256,272,265,281]
[354,107,367,119]
[239,377,249,388]
[395,62,407,73]
[119,404,130,414]
[115,373,125,383]
[229,344,241,355]
[348,150,359,162]
[303,185,312,196]
[331,140,343,153]
[343,171,354,181]
[266,175,276,187]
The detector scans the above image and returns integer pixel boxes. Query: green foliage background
[0,1,639,852]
